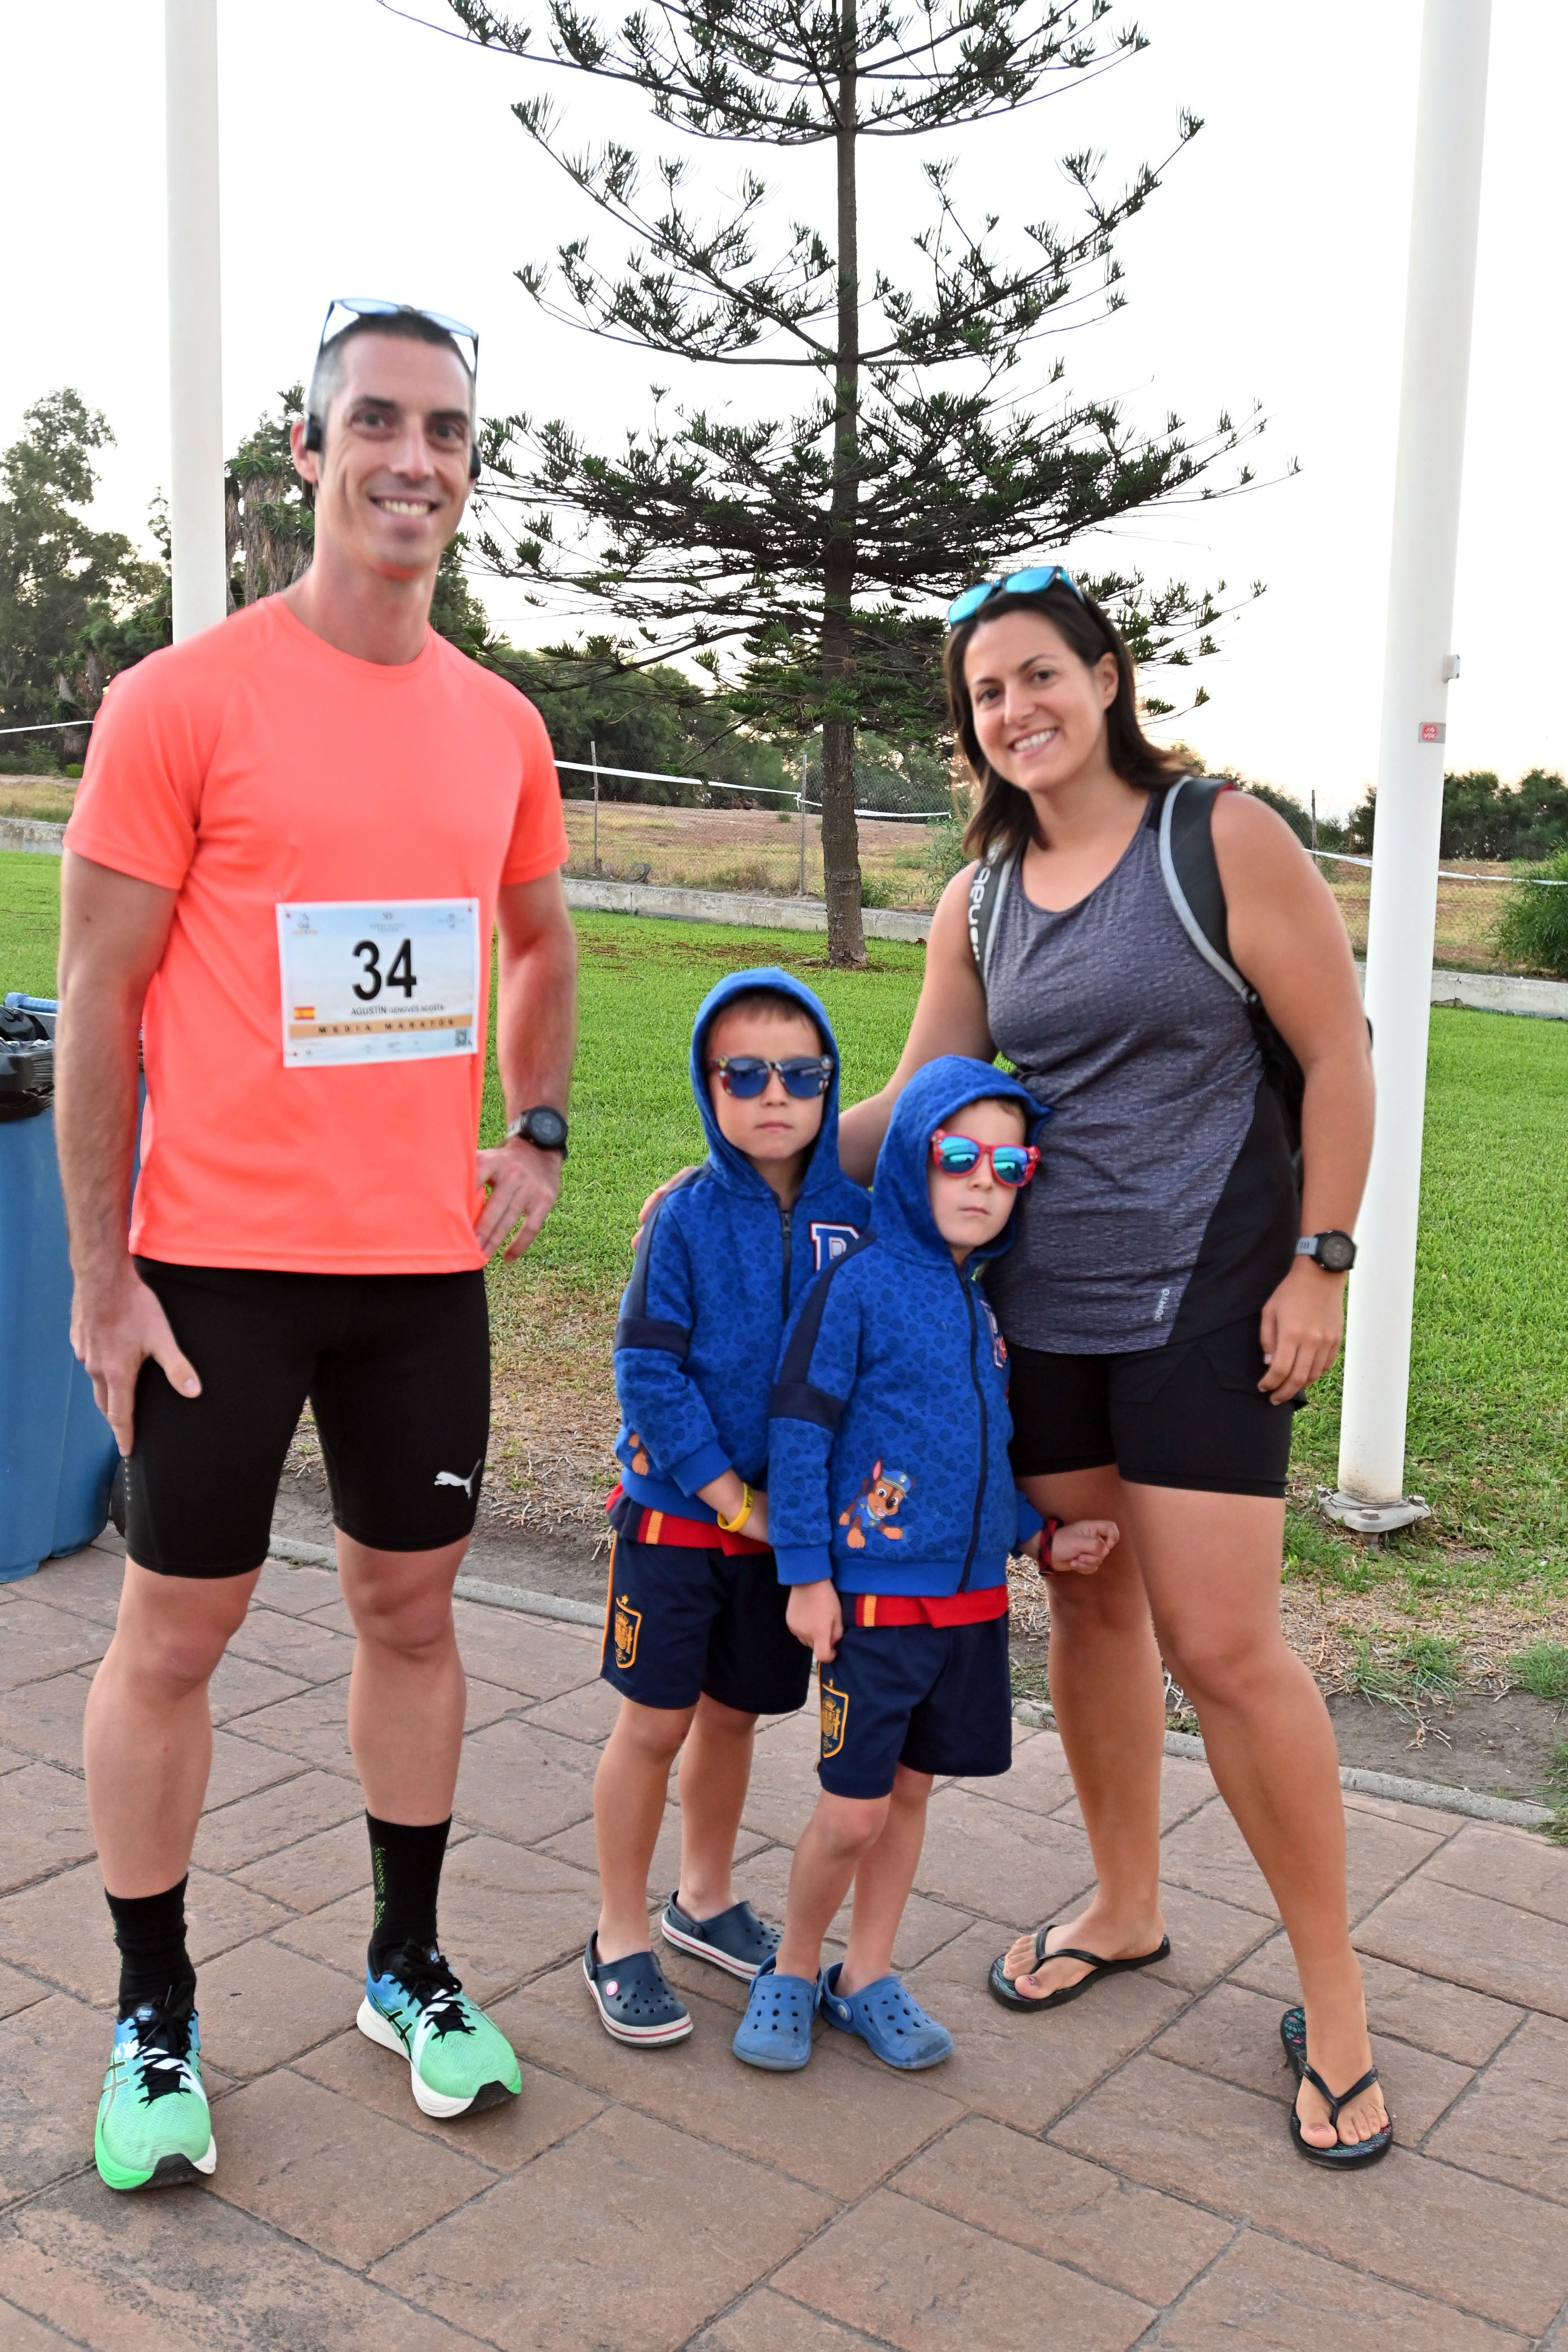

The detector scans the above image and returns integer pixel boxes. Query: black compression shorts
[1006,1313,1302,1499]
[124,1260,490,1576]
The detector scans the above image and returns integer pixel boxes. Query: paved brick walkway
[3,1544,1567,2350]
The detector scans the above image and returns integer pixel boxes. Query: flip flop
[987,1921,1171,2013]
[1280,2006,1393,2168]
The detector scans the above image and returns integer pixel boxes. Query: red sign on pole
[1419,721,1446,743]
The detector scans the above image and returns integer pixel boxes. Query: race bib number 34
[277,899,480,1068]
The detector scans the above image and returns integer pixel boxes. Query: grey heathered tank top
[983,806,1264,1353]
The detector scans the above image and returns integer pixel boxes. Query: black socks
[106,1878,196,2020]
[366,1814,452,1975]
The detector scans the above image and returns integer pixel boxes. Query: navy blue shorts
[599,1530,812,1718]
[816,1614,1013,1800]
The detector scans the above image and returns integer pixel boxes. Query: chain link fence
[1312,851,1565,974]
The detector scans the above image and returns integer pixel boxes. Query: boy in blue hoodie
[733,1055,1117,2071]
[586,969,871,2046]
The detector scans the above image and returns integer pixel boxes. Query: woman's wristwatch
[1295,1231,1357,1273]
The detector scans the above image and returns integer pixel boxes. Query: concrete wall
[7,816,1564,1017]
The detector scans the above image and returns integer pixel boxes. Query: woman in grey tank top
[838,573,1389,2166]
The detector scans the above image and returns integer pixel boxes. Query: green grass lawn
[6,850,1564,1609]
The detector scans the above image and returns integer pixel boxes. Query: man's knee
[114,1569,251,1693]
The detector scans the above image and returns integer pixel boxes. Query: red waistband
[605,1483,771,1556]
[852,1586,1010,1628]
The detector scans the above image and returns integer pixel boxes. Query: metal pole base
[1321,1489,1432,1537]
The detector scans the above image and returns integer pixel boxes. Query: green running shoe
[358,1941,522,2118]
[95,1997,216,2191]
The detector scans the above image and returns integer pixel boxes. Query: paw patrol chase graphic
[839,1461,911,1549]
[818,1676,849,1758]
[981,1297,1008,1370]
[612,1594,642,1671]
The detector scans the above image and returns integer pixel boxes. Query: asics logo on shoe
[434,1458,482,1498]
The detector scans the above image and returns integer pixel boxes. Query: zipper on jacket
[957,1271,988,1591]
[779,1196,793,1322]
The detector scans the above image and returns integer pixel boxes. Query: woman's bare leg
[1001,1467,1168,1999]
[1125,1482,1387,2152]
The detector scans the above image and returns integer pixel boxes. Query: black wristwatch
[1295,1230,1357,1273]
[505,1105,569,1158]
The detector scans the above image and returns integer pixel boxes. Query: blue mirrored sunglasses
[317,297,480,378]
[946,565,1084,629]
[709,1055,832,1100]
[929,1130,1041,1187]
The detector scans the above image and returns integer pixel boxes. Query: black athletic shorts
[124,1259,491,1577]
[1006,1312,1302,1499]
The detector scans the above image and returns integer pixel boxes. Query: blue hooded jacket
[766,1055,1048,1594]
[612,967,872,1525]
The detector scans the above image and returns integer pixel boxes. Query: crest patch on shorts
[818,1675,849,1759]
[612,1594,642,1672]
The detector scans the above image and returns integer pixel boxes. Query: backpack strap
[1157,776,1249,1000]
[966,849,1017,992]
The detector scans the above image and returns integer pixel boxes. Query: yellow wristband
[714,1482,754,1534]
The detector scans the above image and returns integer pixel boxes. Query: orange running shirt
[65,597,569,1275]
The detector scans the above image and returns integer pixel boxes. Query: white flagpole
[164,0,226,640]
[1330,0,1493,1534]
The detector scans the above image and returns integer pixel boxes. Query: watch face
[1317,1231,1356,1273]
[525,1107,568,1150]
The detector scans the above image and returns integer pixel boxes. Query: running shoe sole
[581,1950,694,2045]
[660,1910,767,1981]
[94,2128,217,2192]
[356,1997,516,2117]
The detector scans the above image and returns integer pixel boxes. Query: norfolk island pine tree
[429,0,1275,963]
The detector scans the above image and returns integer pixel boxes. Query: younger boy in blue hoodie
[733,1056,1117,2071]
[586,968,870,2046]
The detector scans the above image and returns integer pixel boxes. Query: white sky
[2,0,1560,817]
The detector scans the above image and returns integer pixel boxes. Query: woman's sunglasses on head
[710,1055,833,1099]
[930,1130,1040,1187]
[946,564,1084,630]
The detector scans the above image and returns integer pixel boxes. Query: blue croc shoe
[661,1892,780,1980]
[732,1955,819,2071]
[821,1962,954,2070]
[582,1935,693,2046]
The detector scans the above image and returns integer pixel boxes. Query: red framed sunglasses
[929,1130,1040,1187]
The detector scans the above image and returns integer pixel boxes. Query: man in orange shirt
[56,301,576,2190]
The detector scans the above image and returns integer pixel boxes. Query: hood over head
[871,1054,1049,1264]
[689,966,842,1196]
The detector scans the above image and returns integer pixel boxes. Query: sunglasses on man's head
[315,297,480,378]
[929,1130,1041,1187]
[946,564,1084,629]
[710,1055,833,1100]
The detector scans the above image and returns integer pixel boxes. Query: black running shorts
[124,1260,491,1576]
[1006,1313,1302,1499]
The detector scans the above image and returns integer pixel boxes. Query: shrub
[1494,849,1568,978]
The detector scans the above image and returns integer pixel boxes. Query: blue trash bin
[0,994,119,1582]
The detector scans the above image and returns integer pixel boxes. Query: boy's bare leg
[774,1789,890,1982]
[675,1693,758,1921]
[84,1562,260,1896]
[836,1766,932,1993]
[595,1696,696,1962]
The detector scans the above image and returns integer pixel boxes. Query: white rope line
[1313,849,1567,885]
